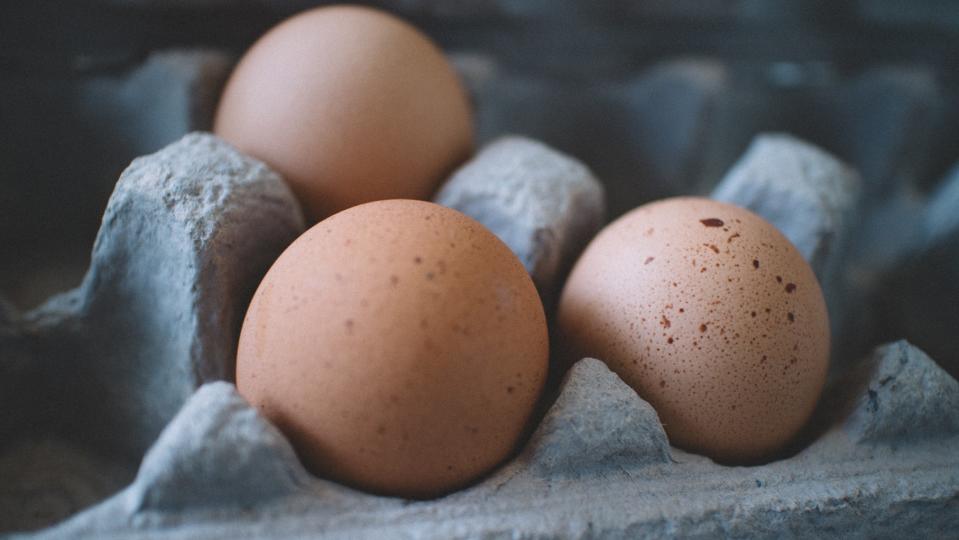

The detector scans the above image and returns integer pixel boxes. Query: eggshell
[214,5,474,222]
[558,197,829,463]
[236,200,548,498]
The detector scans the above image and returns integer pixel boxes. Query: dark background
[1,1,958,340]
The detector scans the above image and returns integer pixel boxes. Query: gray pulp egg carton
[3,48,959,540]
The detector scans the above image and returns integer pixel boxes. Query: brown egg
[214,5,474,223]
[558,197,829,463]
[236,200,548,498]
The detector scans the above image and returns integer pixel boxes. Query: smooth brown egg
[236,200,548,498]
[214,5,474,222]
[558,197,829,463]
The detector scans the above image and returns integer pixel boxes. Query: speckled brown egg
[236,199,548,498]
[214,5,474,223]
[558,197,829,463]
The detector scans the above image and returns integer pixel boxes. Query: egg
[214,5,474,223]
[558,197,829,463]
[236,200,548,498]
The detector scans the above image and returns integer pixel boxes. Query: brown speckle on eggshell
[558,197,830,463]
[236,200,548,498]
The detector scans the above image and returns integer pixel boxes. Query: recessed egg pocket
[4,30,959,540]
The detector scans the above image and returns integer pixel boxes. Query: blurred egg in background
[214,5,474,222]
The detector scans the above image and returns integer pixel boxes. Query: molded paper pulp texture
[2,49,959,539]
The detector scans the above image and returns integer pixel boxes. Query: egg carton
[3,47,959,538]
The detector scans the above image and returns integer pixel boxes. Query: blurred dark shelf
[2,1,959,79]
